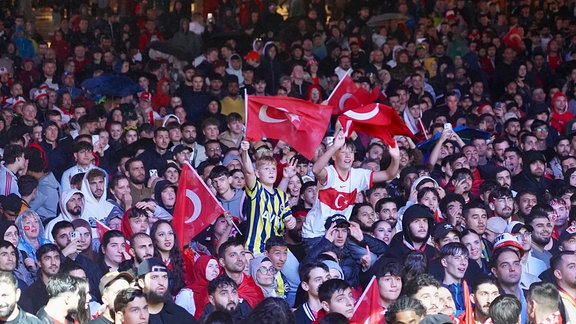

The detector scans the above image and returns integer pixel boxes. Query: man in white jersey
[302,130,400,249]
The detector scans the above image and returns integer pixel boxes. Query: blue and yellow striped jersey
[244,180,292,254]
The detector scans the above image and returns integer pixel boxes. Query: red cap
[244,51,260,61]
[33,89,47,101]
[139,92,152,102]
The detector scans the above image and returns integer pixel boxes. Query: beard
[68,207,81,216]
[287,228,302,242]
[146,289,168,304]
[214,301,237,313]
[0,302,16,318]
[207,155,222,164]
[130,175,146,185]
[532,234,551,247]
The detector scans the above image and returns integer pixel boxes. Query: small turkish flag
[173,162,226,250]
[245,95,331,160]
[503,25,524,52]
[327,73,379,115]
[338,103,413,148]
[350,276,385,324]
[95,219,132,254]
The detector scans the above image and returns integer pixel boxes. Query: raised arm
[313,129,346,183]
[240,140,257,189]
[373,142,400,183]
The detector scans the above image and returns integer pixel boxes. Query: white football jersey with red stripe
[302,165,373,238]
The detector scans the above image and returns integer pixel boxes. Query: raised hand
[349,221,364,242]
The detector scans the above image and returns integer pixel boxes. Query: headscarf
[152,78,171,111]
[248,255,278,298]
[120,208,135,239]
[189,255,220,319]
[72,218,96,261]
[0,221,17,242]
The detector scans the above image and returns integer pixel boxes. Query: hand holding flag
[350,276,385,324]
[172,162,226,250]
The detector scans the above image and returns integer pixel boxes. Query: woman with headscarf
[152,78,171,113]
[72,218,98,261]
[175,255,220,318]
[15,209,51,263]
[249,255,278,298]
[0,220,34,286]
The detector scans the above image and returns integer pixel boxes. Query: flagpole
[352,275,376,315]
[244,89,248,136]
[326,69,352,102]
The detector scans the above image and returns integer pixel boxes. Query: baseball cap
[98,271,134,295]
[253,140,272,151]
[486,217,507,235]
[559,225,576,242]
[61,71,74,80]
[244,51,260,61]
[445,9,455,20]
[172,144,193,155]
[139,92,152,102]
[504,221,533,235]
[223,154,242,168]
[324,214,350,230]
[492,233,524,257]
[137,258,167,277]
[433,222,460,241]
[33,89,47,101]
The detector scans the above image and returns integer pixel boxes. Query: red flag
[350,276,385,324]
[95,220,110,241]
[95,219,132,253]
[338,103,413,148]
[173,162,226,250]
[463,280,474,324]
[503,25,524,52]
[327,73,379,114]
[245,95,331,160]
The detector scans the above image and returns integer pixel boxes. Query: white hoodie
[45,189,87,241]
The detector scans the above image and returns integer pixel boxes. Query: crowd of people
[0,0,575,323]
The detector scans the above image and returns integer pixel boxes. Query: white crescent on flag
[339,93,353,110]
[184,189,202,223]
[259,105,287,123]
[343,104,379,120]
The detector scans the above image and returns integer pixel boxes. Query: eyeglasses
[535,127,548,133]
[257,266,277,275]
[208,147,222,152]
[256,147,271,153]
[516,232,532,239]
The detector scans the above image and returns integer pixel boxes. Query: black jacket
[149,302,198,324]
[4,307,43,324]
[19,279,48,315]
